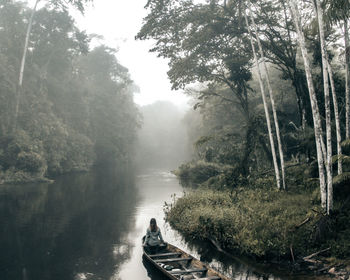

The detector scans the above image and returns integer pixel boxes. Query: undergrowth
[165,186,350,260]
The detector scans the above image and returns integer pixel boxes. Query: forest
[2,0,350,277]
[138,0,350,271]
[0,0,140,184]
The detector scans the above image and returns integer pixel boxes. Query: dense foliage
[0,1,140,184]
[138,0,349,187]
[139,0,350,262]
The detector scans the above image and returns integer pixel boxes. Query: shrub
[16,151,46,174]
[0,131,48,183]
[175,160,234,187]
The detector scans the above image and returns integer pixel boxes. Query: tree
[346,21,350,139]
[247,4,286,189]
[327,61,343,175]
[0,1,26,135]
[288,0,327,210]
[244,11,281,189]
[76,45,140,164]
[137,0,253,119]
[0,2,140,183]
[314,0,333,213]
[244,0,311,128]
[325,0,350,139]
[13,0,92,132]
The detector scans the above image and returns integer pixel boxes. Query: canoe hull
[142,239,230,280]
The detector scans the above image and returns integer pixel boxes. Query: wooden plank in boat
[154,257,192,263]
[170,268,207,275]
[149,252,182,258]
[142,237,231,280]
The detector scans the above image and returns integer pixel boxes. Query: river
[0,167,327,280]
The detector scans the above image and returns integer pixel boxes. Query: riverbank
[165,186,350,278]
[0,167,52,185]
[0,164,89,185]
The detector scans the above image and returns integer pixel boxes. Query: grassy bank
[165,186,350,261]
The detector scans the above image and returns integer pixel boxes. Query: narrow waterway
[0,167,327,280]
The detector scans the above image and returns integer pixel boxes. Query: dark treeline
[138,0,350,266]
[0,1,140,184]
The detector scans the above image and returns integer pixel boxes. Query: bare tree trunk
[302,107,306,131]
[345,19,350,139]
[327,61,342,175]
[244,12,281,190]
[13,0,40,132]
[288,0,327,209]
[314,0,332,214]
[248,8,286,190]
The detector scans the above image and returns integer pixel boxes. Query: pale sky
[27,0,190,107]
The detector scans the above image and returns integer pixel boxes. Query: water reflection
[113,169,184,280]
[0,168,327,280]
[0,166,137,280]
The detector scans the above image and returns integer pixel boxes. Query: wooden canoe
[142,238,231,280]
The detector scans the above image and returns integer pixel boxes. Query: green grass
[166,187,330,259]
[169,160,350,260]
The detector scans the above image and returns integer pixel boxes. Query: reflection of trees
[0,166,137,280]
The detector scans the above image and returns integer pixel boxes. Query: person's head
[150,218,157,232]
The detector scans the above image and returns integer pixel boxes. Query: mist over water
[135,101,191,171]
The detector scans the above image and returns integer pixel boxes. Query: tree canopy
[0,1,140,183]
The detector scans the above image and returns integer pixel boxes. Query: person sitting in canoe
[142,218,165,252]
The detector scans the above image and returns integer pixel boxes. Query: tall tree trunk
[327,60,342,175]
[345,19,350,139]
[288,0,327,209]
[244,12,281,190]
[248,7,286,190]
[13,0,40,132]
[314,0,333,214]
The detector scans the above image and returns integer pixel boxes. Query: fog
[135,101,191,170]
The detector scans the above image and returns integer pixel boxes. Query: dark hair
[150,218,157,232]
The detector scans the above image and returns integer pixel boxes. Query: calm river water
[0,167,327,280]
